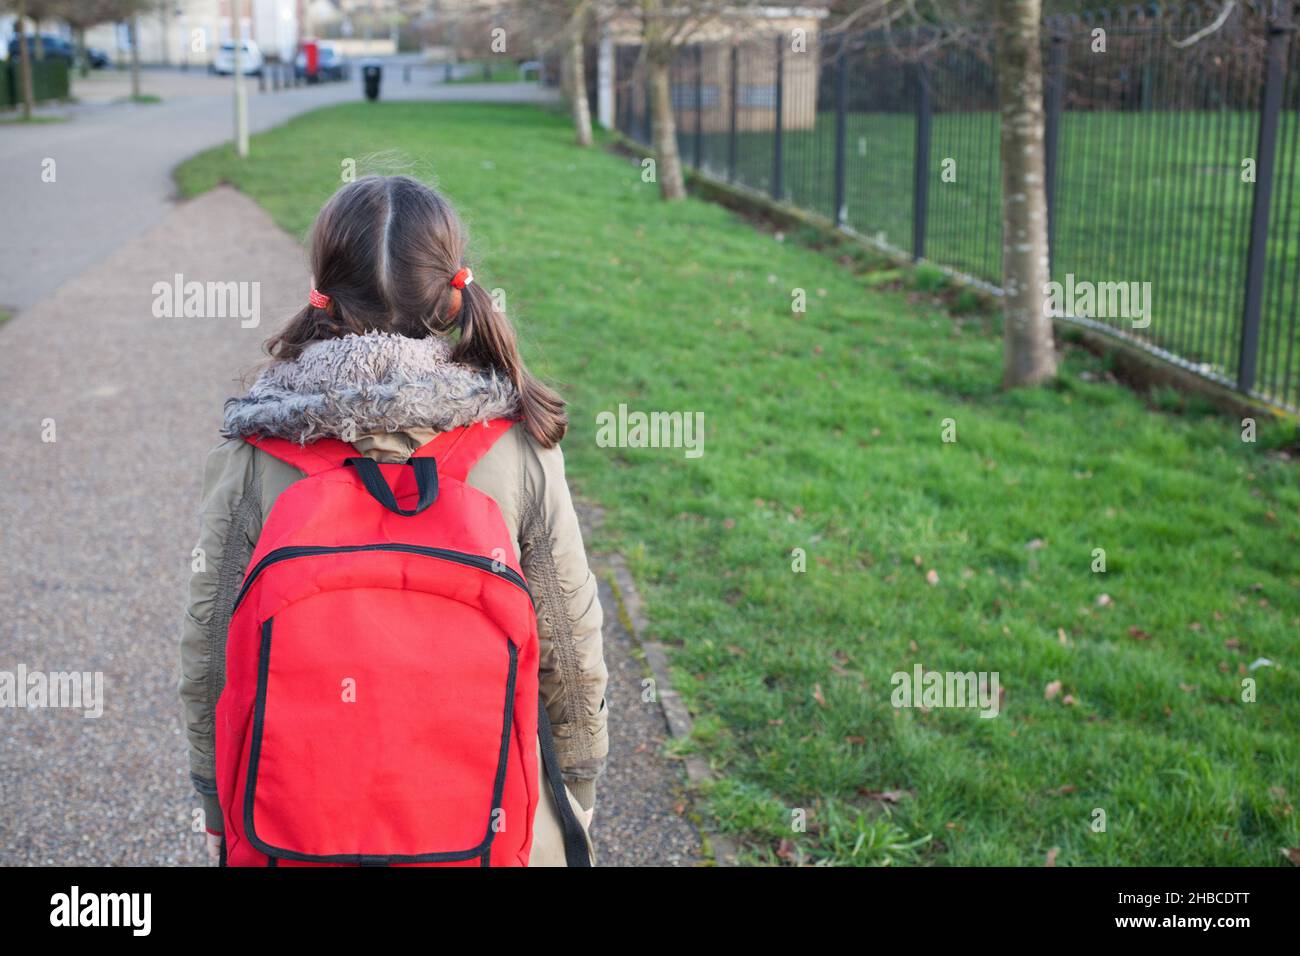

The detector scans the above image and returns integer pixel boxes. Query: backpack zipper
[233,543,532,612]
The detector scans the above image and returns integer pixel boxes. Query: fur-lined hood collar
[223,331,519,442]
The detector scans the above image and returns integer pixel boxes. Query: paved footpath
[0,67,556,311]
[0,80,701,866]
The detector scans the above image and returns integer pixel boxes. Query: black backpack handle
[345,457,439,516]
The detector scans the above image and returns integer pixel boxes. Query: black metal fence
[615,2,1300,413]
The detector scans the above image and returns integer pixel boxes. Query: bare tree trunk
[159,3,171,66]
[233,1,249,157]
[17,0,33,120]
[130,15,142,98]
[995,0,1056,388]
[648,55,685,200]
[76,27,89,78]
[568,1,592,147]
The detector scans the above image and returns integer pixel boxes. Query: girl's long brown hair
[265,175,566,447]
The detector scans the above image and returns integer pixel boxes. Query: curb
[594,550,739,868]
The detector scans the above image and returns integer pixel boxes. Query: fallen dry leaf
[1045,680,1063,701]
[1045,847,1059,867]
[926,569,940,586]
[859,788,914,803]
[1128,627,1152,641]
[812,683,827,708]
[1282,848,1300,866]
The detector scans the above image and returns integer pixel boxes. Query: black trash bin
[362,61,381,101]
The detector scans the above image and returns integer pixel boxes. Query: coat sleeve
[178,439,264,835]
[517,433,609,812]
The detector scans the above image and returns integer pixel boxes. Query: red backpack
[214,419,590,867]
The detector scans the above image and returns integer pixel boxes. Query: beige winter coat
[179,332,607,865]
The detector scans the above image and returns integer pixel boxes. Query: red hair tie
[450,267,473,290]
[308,288,330,309]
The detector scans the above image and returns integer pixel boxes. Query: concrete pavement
[0,65,556,311]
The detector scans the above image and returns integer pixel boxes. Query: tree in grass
[994,0,1056,386]
[1,0,69,120]
[51,0,119,78]
[20,0,60,59]
[618,0,763,202]
[827,0,1057,386]
[0,0,35,119]
[512,0,597,147]
[97,0,152,99]
[563,0,596,147]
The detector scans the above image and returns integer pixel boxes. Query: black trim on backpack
[345,457,439,516]
[537,701,593,868]
[234,543,531,612]
[243,618,520,866]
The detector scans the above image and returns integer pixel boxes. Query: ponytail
[450,280,567,447]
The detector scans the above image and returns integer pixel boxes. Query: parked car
[294,42,348,82]
[8,34,75,62]
[210,40,264,76]
[84,47,110,69]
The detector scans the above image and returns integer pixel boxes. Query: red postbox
[302,39,320,81]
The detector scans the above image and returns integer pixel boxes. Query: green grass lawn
[446,60,524,84]
[176,101,1300,866]
[680,110,1300,412]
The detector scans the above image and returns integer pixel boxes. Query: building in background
[606,6,828,133]
[81,0,302,67]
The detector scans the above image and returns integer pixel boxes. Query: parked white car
[211,40,264,76]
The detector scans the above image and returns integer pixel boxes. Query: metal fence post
[912,61,931,261]
[1044,32,1066,271]
[1239,6,1291,392]
[833,34,848,226]
[728,44,739,182]
[694,44,704,169]
[773,34,784,201]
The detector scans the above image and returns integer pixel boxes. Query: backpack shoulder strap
[244,435,356,476]
[411,418,517,482]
